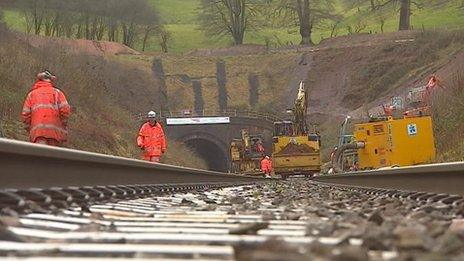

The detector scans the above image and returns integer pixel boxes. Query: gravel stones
[393,224,431,250]
[230,196,247,205]
[331,245,369,261]
[368,210,385,225]
[229,180,464,259]
[2,180,464,260]
[436,231,464,254]
[449,219,464,233]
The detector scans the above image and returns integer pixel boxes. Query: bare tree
[15,0,46,35]
[5,0,160,49]
[346,0,428,31]
[156,26,171,53]
[377,12,386,33]
[199,0,262,45]
[347,20,367,34]
[268,0,339,45]
[141,26,153,51]
[330,19,341,37]
[117,0,159,47]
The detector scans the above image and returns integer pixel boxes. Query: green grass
[146,0,464,52]
[3,10,26,31]
[148,0,200,24]
[2,0,464,53]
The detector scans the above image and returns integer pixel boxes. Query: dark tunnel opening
[184,138,228,172]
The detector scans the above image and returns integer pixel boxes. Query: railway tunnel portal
[158,110,278,172]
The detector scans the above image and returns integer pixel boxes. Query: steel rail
[0,138,262,190]
[314,162,464,195]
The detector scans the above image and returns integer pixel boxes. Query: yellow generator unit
[333,116,435,172]
[354,116,435,169]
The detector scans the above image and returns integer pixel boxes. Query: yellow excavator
[230,129,265,176]
[272,81,322,179]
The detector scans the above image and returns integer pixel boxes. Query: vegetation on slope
[433,71,464,161]
[0,24,207,169]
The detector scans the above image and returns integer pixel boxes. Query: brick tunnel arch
[180,133,229,172]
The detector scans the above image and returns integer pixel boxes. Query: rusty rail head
[314,162,464,196]
[0,138,263,190]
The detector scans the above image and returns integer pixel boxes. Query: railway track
[0,138,463,260]
[1,181,463,260]
[313,162,464,196]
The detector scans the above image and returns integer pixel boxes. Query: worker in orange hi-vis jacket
[21,70,71,146]
[261,155,273,178]
[137,111,167,163]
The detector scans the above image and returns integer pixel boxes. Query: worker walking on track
[21,70,71,146]
[137,111,167,163]
[261,155,273,178]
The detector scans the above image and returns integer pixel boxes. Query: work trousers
[34,137,61,147]
[143,156,161,163]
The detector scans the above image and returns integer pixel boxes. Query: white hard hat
[147,111,157,118]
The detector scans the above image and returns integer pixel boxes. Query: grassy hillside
[149,0,200,24]
[146,0,464,53]
[2,1,463,53]
[0,24,207,169]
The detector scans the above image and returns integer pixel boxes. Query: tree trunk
[225,0,245,45]
[369,0,376,11]
[297,0,313,45]
[398,0,411,31]
[95,18,105,41]
[76,23,83,38]
[158,28,170,53]
[122,23,136,47]
[232,33,244,45]
[23,11,33,34]
[44,16,53,36]
[107,18,117,42]
[142,26,152,51]
[33,6,43,35]
[85,16,91,39]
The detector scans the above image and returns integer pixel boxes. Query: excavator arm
[294,81,308,135]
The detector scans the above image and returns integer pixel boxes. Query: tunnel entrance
[184,138,228,172]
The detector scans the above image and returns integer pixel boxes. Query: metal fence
[134,109,282,124]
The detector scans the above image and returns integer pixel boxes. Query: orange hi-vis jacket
[21,80,71,143]
[137,122,167,158]
[261,158,273,173]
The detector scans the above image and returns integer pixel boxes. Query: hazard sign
[407,123,417,136]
